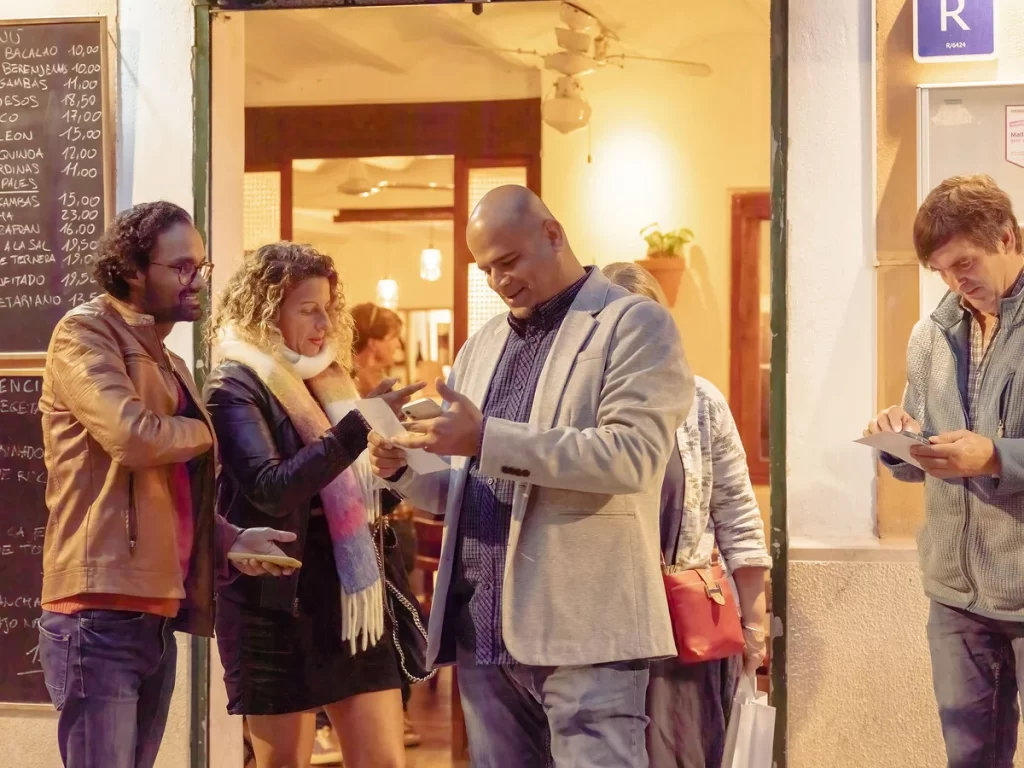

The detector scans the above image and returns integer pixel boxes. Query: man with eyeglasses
[36,201,296,768]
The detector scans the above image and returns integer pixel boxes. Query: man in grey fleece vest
[866,175,1024,767]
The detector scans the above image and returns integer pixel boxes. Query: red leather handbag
[662,552,746,664]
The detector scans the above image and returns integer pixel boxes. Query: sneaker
[403,713,422,748]
[310,725,343,766]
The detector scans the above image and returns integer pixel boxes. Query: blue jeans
[927,600,1024,768]
[38,610,177,768]
[456,643,650,767]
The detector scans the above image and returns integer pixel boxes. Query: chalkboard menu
[0,18,110,357]
[0,375,46,704]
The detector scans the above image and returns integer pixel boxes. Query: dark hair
[93,201,194,300]
[914,175,1023,264]
[350,302,403,354]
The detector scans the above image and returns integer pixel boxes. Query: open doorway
[202,1,780,766]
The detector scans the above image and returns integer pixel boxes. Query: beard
[144,284,203,324]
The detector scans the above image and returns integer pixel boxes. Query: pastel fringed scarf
[217,328,383,653]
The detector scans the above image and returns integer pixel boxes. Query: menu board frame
[0,369,47,709]
[0,16,114,365]
[0,16,111,710]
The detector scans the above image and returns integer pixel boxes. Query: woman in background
[603,262,772,768]
[205,243,421,768]
[349,302,423,749]
[350,303,404,395]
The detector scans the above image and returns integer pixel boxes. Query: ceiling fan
[462,3,712,134]
[339,160,455,198]
[508,4,712,79]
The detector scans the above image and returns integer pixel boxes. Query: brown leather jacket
[39,295,237,637]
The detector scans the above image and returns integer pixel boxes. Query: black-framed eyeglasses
[151,260,213,286]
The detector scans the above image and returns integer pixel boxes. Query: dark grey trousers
[646,654,742,768]
[456,641,651,768]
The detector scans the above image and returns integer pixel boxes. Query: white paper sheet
[356,398,449,475]
[854,431,930,469]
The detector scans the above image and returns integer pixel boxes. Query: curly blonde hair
[208,241,355,370]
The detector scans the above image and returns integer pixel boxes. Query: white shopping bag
[722,675,776,768]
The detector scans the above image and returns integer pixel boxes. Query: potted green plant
[637,223,693,305]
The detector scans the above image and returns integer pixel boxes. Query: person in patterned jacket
[603,262,771,768]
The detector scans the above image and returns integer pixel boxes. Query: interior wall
[0,2,196,767]
[874,0,1024,538]
[248,53,540,107]
[541,24,770,398]
[244,12,540,107]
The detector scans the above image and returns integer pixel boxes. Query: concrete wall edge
[790,537,918,563]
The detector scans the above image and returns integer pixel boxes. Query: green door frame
[189,2,789,766]
[191,5,213,768]
[768,1,788,766]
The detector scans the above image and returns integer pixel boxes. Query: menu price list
[0,375,47,704]
[0,21,106,355]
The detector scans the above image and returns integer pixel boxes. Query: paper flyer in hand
[356,398,449,475]
[855,431,929,469]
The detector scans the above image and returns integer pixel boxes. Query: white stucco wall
[787,0,876,543]
[785,1,909,765]
[118,0,196,369]
[0,2,196,766]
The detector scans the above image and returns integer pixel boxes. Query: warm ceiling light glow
[376,278,399,309]
[420,247,442,282]
[588,129,680,260]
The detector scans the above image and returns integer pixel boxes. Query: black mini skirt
[215,515,402,716]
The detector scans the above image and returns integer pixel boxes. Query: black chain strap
[374,510,437,684]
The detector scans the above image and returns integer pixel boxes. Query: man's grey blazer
[391,268,694,668]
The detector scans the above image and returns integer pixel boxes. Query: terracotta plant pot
[636,255,686,306]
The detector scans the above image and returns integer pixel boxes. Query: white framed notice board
[917,81,1024,318]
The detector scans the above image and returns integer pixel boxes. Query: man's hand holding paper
[859,403,1000,478]
[357,394,448,475]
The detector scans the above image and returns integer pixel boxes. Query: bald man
[369,186,694,766]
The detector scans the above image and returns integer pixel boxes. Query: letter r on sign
[942,0,970,32]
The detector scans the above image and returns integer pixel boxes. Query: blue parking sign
[915,0,997,62]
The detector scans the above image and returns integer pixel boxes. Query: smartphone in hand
[401,397,444,420]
